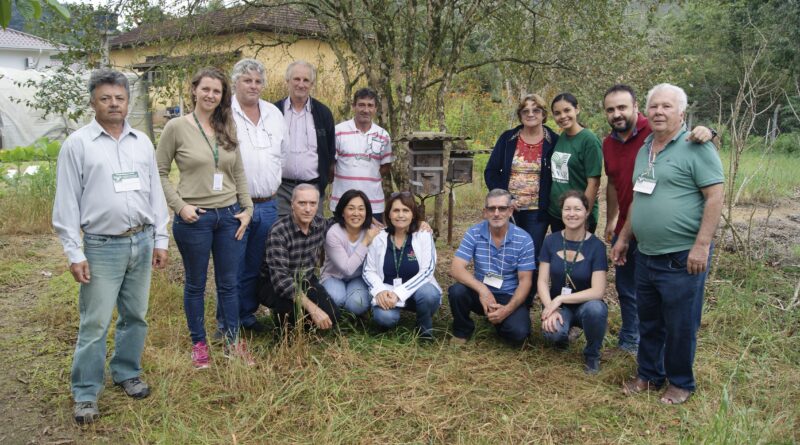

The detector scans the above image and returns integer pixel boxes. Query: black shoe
[74,401,99,425]
[583,357,600,375]
[115,377,150,399]
[242,320,268,335]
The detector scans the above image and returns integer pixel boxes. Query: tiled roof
[0,28,63,51]
[110,5,326,49]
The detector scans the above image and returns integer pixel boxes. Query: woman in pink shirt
[320,189,381,316]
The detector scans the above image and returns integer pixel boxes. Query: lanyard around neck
[193,112,219,170]
[562,231,586,289]
[392,234,408,278]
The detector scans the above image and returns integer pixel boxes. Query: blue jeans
[635,247,712,391]
[448,283,531,343]
[173,204,245,344]
[372,283,441,336]
[235,199,278,327]
[321,276,370,315]
[612,235,639,352]
[542,300,608,361]
[72,227,153,402]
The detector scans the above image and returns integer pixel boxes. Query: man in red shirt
[602,84,714,355]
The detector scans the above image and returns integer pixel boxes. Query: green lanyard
[561,231,586,289]
[193,112,219,170]
[392,234,408,278]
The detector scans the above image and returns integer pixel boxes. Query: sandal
[660,385,692,405]
[622,377,661,396]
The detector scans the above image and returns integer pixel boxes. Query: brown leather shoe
[622,377,661,396]
[660,384,692,405]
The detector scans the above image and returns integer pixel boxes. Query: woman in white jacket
[363,191,441,339]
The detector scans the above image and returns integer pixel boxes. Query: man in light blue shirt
[449,189,535,345]
[52,69,169,424]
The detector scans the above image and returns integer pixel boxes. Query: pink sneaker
[223,339,256,366]
[191,341,211,369]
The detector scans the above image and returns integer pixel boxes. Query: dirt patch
[0,235,107,445]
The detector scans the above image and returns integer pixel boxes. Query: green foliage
[772,132,800,154]
[7,68,88,125]
[0,138,60,234]
[0,0,68,29]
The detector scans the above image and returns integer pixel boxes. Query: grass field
[0,143,798,443]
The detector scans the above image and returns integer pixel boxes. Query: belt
[281,177,319,185]
[116,225,146,237]
[252,194,277,203]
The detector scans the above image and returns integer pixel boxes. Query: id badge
[561,286,573,296]
[112,172,141,192]
[483,272,503,289]
[634,177,656,194]
[213,173,224,191]
[393,278,403,287]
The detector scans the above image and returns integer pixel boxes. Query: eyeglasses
[390,191,413,199]
[521,108,544,116]
[485,206,510,213]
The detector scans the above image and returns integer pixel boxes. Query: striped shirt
[330,119,393,212]
[264,214,334,301]
[454,221,535,295]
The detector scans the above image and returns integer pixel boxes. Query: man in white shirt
[274,61,336,217]
[229,59,288,333]
[330,88,393,221]
[52,69,169,424]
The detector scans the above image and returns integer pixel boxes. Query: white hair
[645,83,688,114]
[231,58,266,85]
[284,60,317,84]
[291,183,320,202]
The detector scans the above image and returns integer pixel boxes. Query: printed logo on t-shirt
[551,152,571,183]
[407,249,417,262]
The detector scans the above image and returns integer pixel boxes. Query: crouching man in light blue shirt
[449,188,536,346]
[52,69,169,425]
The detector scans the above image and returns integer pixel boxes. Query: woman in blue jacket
[485,93,558,268]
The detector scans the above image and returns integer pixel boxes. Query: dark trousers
[260,273,340,332]
[448,283,531,344]
[635,248,711,391]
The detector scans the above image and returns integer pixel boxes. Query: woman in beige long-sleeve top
[156,67,254,369]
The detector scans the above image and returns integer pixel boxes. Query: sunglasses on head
[390,191,413,199]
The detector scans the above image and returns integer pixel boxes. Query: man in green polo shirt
[610,83,723,405]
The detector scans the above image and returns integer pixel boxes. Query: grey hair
[231,58,266,85]
[485,188,512,207]
[291,183,320,202]
[284,60,317,84]
[645,83,688,114]
[88,69,129,99]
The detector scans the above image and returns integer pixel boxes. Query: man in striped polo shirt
[329,88,393,222]
[449,189,536,345]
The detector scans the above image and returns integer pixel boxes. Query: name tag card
[634,177,656,194]
[483,272,503,289]
[213,173,224,191]
[561,286,573,296]
[112,172,141,192]
[393,278,403,287]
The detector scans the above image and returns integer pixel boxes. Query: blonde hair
[516,93,548,124]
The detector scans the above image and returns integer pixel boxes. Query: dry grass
[0,154,798,442]
[0,200,795,444]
